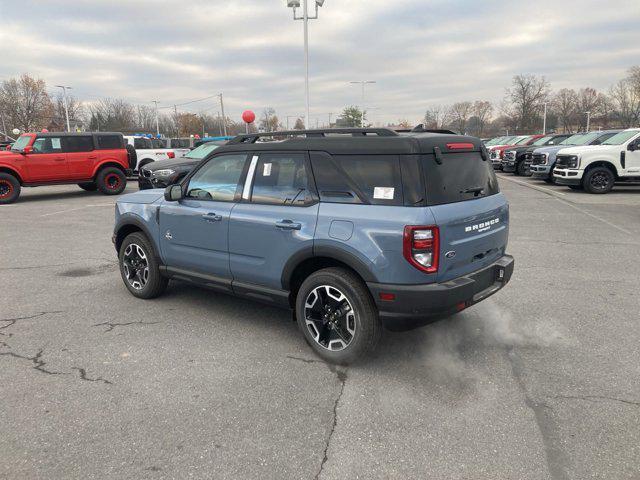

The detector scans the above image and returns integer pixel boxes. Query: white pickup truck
[124,136,178,171]
[553,128,640,193]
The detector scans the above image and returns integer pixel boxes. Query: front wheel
[516,161,528,176]
[97,167,126,195]
[0,173,20,204]
[583,167,614,194]
[118,232,168,299]
[296,267,381,365]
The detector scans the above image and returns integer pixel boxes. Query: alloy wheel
[304,285,356,351]
[122,243,149,290]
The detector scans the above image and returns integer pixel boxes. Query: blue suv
[112,128,514,364]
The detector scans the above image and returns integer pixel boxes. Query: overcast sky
[1,0,639,125]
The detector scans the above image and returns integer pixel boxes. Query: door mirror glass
[165,184,183,201]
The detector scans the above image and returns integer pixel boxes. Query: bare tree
[259,107,281,131]
[505,74,550,132]
[472,100,493,136]
[553,88,579,133]
[50,93,85,131]
[575,87,603,130]
[447,101,473,134]
[0,74,53,132]
[293,118,305,129]
[88,98,135,132]
[424,105,450,129]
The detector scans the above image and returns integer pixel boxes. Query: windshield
[602,130,640,145]
[561,134,585,145]
[514,136,532,145]
[185,142,222,159]
[575,132,603,145]
[485,137,506,146]
[532,135,554,146]
[12,135,31,151]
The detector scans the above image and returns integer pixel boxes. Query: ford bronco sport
[112,128,514,364]
[0,132,130,204]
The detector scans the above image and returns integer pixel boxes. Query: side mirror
[164,184,183,201]
[21,145,32,154]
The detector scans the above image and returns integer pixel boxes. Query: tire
[544,172,555,184]
[126,144,137,171]
[78,182,98,191]
[96,167,126,195]
[137,159,153,171]
[516,160,528,176]
[118,232,168,299]
[0,173,20,204]
[295,267,381,365]
[583,166,614,194]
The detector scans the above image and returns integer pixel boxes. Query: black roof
[34,132,122,137]
[216,128,483,155]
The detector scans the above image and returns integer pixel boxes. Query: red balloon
[194,134,200,139]
[242,110,256,124]
[41,128,49,133]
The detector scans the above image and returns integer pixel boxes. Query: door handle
[88,155,97,159]
[202,212,223,222]
[275,219,302,230]
[54,157,65,161]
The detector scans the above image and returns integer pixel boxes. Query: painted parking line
[497,174,566,196]
[40,203,115,217]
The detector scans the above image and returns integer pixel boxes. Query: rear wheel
[583,166,614,194]
[118,232,168,299]
[296,267,381,365]
[97,167,126,195]
[78,182,97,191]
[0,173,20,204]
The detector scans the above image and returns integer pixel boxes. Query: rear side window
[64,136,93,152]
[134,138,152,149]
[251,153,311,206]
[96,135,123,150]
[310,153,403,206]
[422,152,499,205]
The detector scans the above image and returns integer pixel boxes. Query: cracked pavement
[1,181,640,479]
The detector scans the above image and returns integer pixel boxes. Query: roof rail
[227,128,399,144]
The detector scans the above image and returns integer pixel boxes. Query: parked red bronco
[0,132,131,204]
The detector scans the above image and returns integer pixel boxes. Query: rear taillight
[167,151,175,159]
[403,226,439,273]
[446,142,474,150]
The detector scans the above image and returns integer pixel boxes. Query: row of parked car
[484,128,640,193]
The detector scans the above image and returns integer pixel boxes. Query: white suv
[553,128,640,193]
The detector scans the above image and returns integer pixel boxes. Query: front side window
[12,135,32,151]
[64,136,94,153]
[32,137,63,154]
[186,153,247,202]
[602,130,640,145]
[251,153,311,205]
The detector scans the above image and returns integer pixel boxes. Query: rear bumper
[367,255,514,331]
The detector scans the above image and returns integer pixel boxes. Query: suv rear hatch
[417,137,509,282]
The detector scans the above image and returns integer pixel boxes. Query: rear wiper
[462,186,485,196]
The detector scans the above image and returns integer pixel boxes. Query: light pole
[287,0,326,128]
[55,85,72,132]
[217,93,227,136]
[151,100,160,136]
[350,80,376,127]
[585,111,591,132]
[542,102,547,134]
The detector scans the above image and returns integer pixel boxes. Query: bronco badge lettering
[465,218,500,233]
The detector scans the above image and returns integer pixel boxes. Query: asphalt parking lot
[1,176,639,479]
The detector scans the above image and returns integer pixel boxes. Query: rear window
[134,137,152,149]
[422,152,500,205]
[96,135,123,150]
[64,136,94,152]
[310,154,403,206]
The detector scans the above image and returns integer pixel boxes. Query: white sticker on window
[263,163,272,176]
[373,187,394,200]
[51,138,61,149]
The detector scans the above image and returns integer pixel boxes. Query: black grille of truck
[532,153,547,165]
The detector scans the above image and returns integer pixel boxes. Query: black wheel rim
[0,180,13,198]
[590,172,611,190]
[304,285,356,351]
[122,243,149,290]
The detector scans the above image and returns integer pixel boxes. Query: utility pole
[542,103,547,134]
[0,110,7,141]
[217,93,227,136]
[55,85,72,132]
[174,105,179,138]
[328,112,333,128]
[152,100,160,136]
[585,111,591,131]
[350,80,376,127]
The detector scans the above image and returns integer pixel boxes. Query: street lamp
[287,0,326,128]
[217,93,227,136]
[55,85,72,132]
[350,80,376,127]
[585,111,591,132]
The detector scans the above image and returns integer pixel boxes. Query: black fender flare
[281,243,378,290]
[113,213,162,262]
